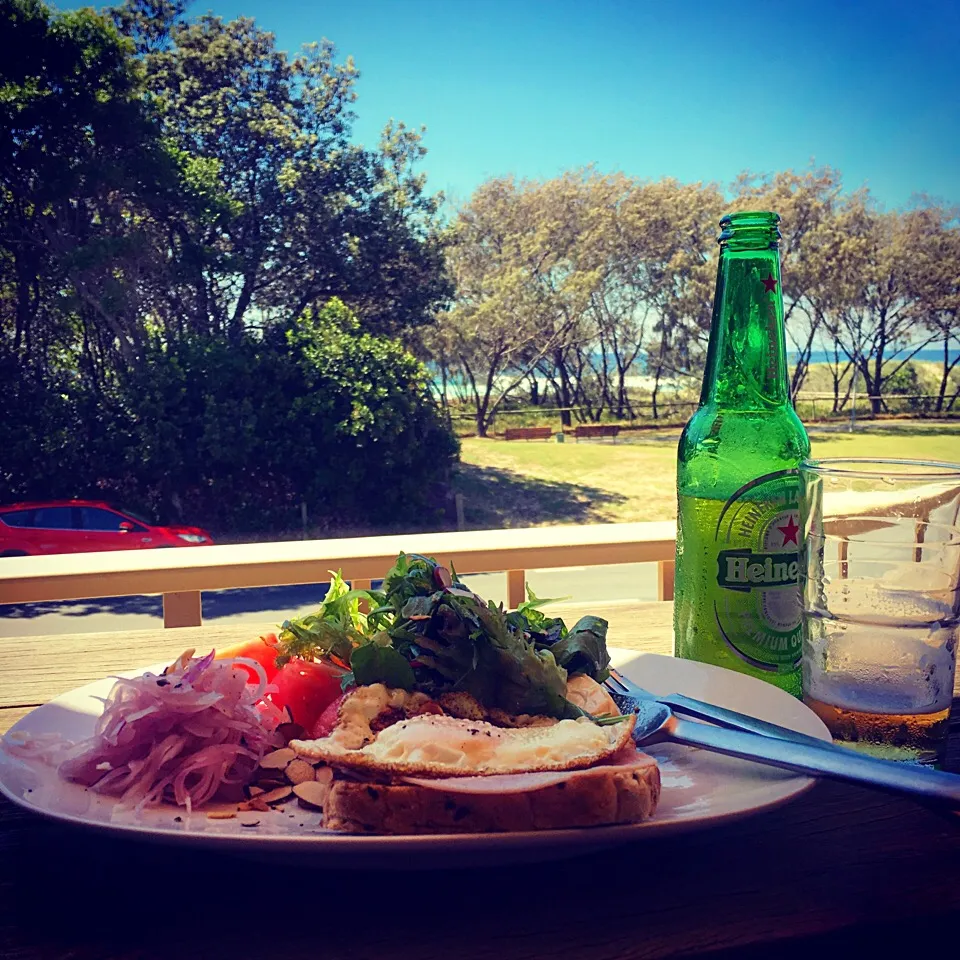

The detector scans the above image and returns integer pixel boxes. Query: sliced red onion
[58,651,280,810]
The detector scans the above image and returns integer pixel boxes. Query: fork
[604,667,832,748]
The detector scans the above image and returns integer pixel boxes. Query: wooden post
[163,591,202,628]
[506,569,526,609]
[657,560,676,602]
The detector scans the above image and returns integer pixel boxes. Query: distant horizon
[788,347,959,365]
[57,0,960,212]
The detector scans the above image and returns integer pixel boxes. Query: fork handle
[660,693,832,749]
[669,716,960,807]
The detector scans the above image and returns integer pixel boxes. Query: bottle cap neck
[719,211,781,252]
[700,212,790,410]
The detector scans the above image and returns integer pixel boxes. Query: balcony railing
[0,521,677,628]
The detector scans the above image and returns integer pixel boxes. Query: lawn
[453,420,960,529]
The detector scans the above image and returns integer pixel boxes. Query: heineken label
[712,470,803,672]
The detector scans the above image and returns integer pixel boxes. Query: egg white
[291,710,636,777]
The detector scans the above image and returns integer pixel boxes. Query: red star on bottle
[761,274,778,293]
[777,515,800,546]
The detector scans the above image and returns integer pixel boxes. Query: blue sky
[107,0,960,209]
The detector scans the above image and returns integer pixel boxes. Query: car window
[0,509,34,528]
[31,506,74,529]
[115,504,153,525]
[78,507,135,532]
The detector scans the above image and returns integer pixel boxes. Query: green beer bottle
[674,211,810,697]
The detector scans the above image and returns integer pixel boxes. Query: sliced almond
[247,797,270,812]
[293,780,330,810]
[284,759,316,786]
[259,786,293,805]
[247,786,265,798]
[259,747,296,770]
[314,766,333,786]
[240,818,261,828]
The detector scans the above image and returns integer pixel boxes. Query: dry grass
[453,420,960,528]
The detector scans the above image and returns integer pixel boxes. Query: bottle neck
[699,245,790,410]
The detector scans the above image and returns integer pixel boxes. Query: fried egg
[290,710,636,777]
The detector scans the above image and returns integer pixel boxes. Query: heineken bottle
[674,211,809,697]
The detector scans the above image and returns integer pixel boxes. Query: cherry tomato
[270,659,346,730]
[311,692,349,739]
[215,633,280,683]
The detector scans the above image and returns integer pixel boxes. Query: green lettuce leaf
[547,616,611,681]
[350,643,417,690]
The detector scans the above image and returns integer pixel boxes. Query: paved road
[0,563,660,638]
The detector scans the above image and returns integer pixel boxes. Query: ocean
[792,348,958,365]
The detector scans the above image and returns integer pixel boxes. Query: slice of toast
[322,754,660,835]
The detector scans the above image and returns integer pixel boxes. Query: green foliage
[884,363,934,413]
[1,299,458,531]
[110,299,459,529]
[0,0,457,533]
[274,552,609,719]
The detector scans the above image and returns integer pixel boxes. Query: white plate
[0,650,830,869]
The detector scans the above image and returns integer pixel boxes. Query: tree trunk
[789,313,818,401]
[650,335,669,421]
[934,330,959,414]
[230,272,256,338]
[871,318,887,415]
[554,348,573,427]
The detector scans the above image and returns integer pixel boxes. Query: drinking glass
[799,459,960,765]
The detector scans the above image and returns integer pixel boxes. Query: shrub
[1,300,460,535]
[884,364,933,414]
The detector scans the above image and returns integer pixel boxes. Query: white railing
[0,522,678,628]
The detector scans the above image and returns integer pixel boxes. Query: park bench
[503,426,553,441]
[574,424,620,442]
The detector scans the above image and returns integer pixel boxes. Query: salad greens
[274,554,612,720]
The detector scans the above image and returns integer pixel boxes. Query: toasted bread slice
[322,751,660,835]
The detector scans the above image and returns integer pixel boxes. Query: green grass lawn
[453,420,960,529]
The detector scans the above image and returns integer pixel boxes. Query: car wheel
[0,550,28,558]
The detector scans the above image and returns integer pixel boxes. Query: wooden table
[2,601,959,960]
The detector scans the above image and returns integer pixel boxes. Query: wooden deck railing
[0,522,677,628]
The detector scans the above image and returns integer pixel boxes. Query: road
[0,563,660,638]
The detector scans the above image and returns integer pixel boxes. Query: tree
[110,1,450,341]
[571,175,721,422]
[732,167,846,398]
[1,0,459,532]
[0,0,175,381]
[829,200,941,414]
[615,178,721,419]
[440,176,598,436]
[908,204,960,411]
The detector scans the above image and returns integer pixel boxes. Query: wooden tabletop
[2,601,960,960]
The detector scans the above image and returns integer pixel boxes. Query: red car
[0,500,214,557]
